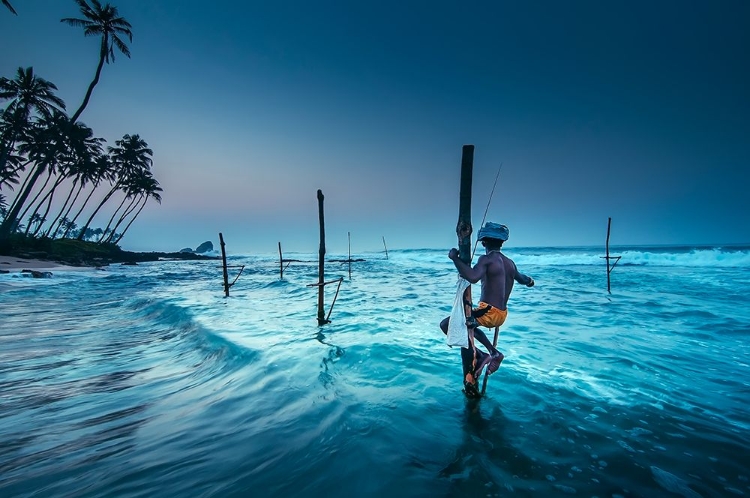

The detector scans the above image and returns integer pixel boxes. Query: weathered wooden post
[317,189,328,325]
[278,242,284,279]
[219,232,230,297]
[348,231,352,280]
[218,233,245,297]
[382,236,389,259]
[602,217,621,294]
[456,145,479,396]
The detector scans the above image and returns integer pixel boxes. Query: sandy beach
[0,256,93,292]
[0,255,89,273]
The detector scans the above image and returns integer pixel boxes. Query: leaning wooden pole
[456,145,477,396]
[278,242,284,279]
[382,236,389,259]
[317,189,328,325]
[219,232,230,297]
[606,218,612,293]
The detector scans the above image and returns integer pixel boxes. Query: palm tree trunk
[32,186,58,237]
[15,167,54,228]
[70,36,108,124]
[76,181,120,241]
[105,194,140,243]
[97,193,129,243]
[18,170,63,236]
[64,184,98,238]
[6,159,37,216]
[114,196,148,245]
[0,162,48,237]
[52,180,83,238]
[34,174,68,237]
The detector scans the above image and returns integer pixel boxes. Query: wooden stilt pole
[480,326,499,395]
[382,236,389,259]
[348,231,352,280]
[602,217,621,294]
[278,242,283,279]
[456,145,479,397]
[219,232,229,297]
[606,218,612,293]
[317,190,329,325]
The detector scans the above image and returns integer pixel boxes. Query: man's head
[481,238,504,250]
[477,222,509,249]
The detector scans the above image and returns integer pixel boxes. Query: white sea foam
[510,247,750,268]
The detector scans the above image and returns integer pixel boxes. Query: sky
[2,0,749,253]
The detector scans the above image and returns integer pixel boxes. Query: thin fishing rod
[472,163,503,260]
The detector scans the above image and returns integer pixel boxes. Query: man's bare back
[448,249,533,310]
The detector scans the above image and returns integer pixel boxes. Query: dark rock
[195,241,213,253]
[21,269,53,278]
[122,261,138,266]
[0,269,8,274]
[179,247,193,253]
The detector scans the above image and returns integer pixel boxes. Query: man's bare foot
[487,351,504,375]
[473,350,492,379]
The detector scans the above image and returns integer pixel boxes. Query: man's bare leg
[472,327,504,374]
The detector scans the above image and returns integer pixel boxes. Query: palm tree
[0,67,66,196]
[0,108,27,190]
[77,133,151,240]
[103,169,155,243]
[25,212,45,236]
[63,153,110,238]
[113,174,161,244]
[2,1,17,15]
[59,218,77,239]
[44,122,105,237]
[1,112,68,238]
[61,0,132,124]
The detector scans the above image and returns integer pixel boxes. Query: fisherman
[440,222,535,396]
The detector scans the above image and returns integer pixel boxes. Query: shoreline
[0,255,92,273]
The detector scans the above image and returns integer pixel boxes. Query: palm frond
[2,0,17,15]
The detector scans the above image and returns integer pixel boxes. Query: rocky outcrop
[195,241,213,253]
[179,247,193,253]
[22,269,53,278]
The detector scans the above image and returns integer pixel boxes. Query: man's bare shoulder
[498,253,518,270]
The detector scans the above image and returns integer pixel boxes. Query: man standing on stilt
[440,222,535,397]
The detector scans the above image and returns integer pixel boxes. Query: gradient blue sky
[3,0,749,253]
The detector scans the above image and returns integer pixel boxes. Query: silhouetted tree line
[0,0,162,245]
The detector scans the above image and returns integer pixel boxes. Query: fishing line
[472,163,503,260]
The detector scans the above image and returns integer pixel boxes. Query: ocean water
[1,245,749,498]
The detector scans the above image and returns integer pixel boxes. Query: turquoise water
[1,246,749,497]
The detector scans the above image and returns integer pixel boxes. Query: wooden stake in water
[348,231,352,280]
[602,217,621,293]
[218,233,245,297]
[317,190,329,325]
[382,236,389,259]
[220,232,229,297]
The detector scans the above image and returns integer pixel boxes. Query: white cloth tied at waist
[447,277,470,348]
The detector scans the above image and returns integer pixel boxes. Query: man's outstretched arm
[514,268,535,287]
